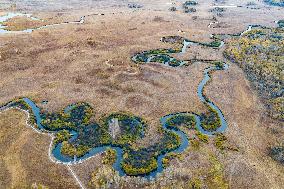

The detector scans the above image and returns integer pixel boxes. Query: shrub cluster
[224,27,284,121]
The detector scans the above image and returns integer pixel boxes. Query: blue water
[0,13,39,34]
[180,40,194,54]
[41,100,48,105]
[18,61,228,177]
[0,12,85,34]
[23,97,44,130]
[64,104,76,113]
[264,0,284,7]
[196,64,228,135]
[2,34,229,179]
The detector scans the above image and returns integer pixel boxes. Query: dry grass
[0,0,284,188]
[2,16,45,31]
[0,109,79,189]
[205,63,284,188]
[0,11,213,147]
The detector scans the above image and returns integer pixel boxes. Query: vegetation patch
[54,130,71,144]
[214,133,227,150]
[210,7,226,13]
[132,47,184,67]
[60,141,90,157]
[183,0,198,6]
[165,114,196,130]
[101,112,146,146]
[102,148,117,165]
[196,131,209,143]
[190,138,200,150]
[9,99,185,176]
[204,155,229,189]
[132,35,223,67]
[269,146,284,164]
[182,1,198,13]
[162,152,181,168]
[277,20,284,28]
[264,0,284,7]
[128,3,143,9]
[224,27,284,121]
[188,177,202,189]
[211,61,225,69]
[89,165,118,189]
[121,130,181,175]
[200,106,221,131]
[169,7,177,11]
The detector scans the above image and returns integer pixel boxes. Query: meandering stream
[1,58,228,179]
[0,13,232,178]
[0,12,85,34]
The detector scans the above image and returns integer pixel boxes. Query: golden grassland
[224,28,283,121]
[0,109,79,189]
[0,0,284,188]
[2,16,46,31]
[70,137,230,189]
[0,11,216,148]
[205,62,284,188]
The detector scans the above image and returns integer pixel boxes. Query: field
[0,109,78,189]
[0,0,283,188]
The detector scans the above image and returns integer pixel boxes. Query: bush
[165,114,196,130]
[196,131,209,143]
[122,157,158,176]
[162,152,181,168]
[224,27,284,121]
[269,146,284,164]
[183,1,198,6]
[60,141,89,157]
[184,7,197,13]
[190,138,200,150]
[54,130,71,144]
[214,133,227,150]
[210,7,226,13]
[188,177,202,189]
[102,148,117,165]
[200,106,221,131]
[61,141,76,156]
[278,20,284,28]
[169,7,177,11]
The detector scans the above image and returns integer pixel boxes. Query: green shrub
[224,27,284,122]
[162,152,181,168]
[190,138,200,150]
[188,177,202,189]
[196,131,209,143]
[269,146,284,164]
[200,106,221,131]
[122,157,158,176]
[214,133,227,150]
[54,130,71,144]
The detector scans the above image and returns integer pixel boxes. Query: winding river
[0,12,85,34]
[1,58,228,179]
[0,14,231,178]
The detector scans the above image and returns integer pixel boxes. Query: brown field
[0,0,284,188]
[0,109,79,189]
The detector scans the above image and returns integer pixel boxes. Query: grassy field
[0,0,284,188]
[225,28,283,121]
[0,109,79,189]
